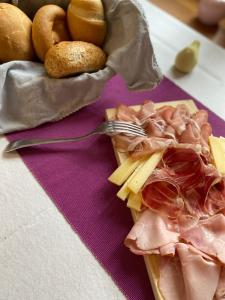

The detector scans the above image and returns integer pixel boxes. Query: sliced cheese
[127,151,163,194]
[127,192,142,211]
[117,160,146,200]
[209,136,225,174]
[220,137,225,152]
[108,157,143,186]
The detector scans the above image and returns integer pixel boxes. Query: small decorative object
[214,18,225,47]
[198,0,225,25]
[174,40,201,73]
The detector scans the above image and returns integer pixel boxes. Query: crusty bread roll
[32,4,71,62]
[44,41,107,78]
[67,0,107,46]
[0,3,35,63]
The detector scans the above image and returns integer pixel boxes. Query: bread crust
[0,3,35,63]
[44,41,107,78]
[67,0,106,46]
[32,4,71,62]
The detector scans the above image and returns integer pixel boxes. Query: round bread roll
[67,0,107,46]
[44,41,107,78]
[0,3,35,63]
[32,4,71,62]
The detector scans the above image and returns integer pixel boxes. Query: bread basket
[0,0,162,134]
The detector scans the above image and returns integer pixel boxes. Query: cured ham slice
[137,101,156,124]
[114,102,212,159]
[206,178,225,215]
[142,168,183,218]
[116,104,139,123]
[124,209,179,255]
[142,148,220,218]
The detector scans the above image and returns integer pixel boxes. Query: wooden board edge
[105,99,198,300]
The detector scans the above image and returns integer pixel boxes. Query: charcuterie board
[105,99,198,300]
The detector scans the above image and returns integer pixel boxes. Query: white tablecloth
[1,2,225,299]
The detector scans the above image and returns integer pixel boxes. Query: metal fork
[5,121,146,153]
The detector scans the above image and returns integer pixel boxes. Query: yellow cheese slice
[209,136,225,175]
[117,160,146,200]
[117,182,130,201]
[108,157,144,186]
[128,151,163,194]
[127,192,142,211]
[220,137,225,152]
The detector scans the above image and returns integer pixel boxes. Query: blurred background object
[149,0,225,48]
[214,18,225,47]
[174,40,200,73]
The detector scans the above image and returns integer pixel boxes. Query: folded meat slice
[169,104,190,135]
[163,148,220,216]
[115,102,211,159]
[116,104,139,123]
[142,148,220,218]
[192,110,208,127]
[178,109,212,157]
[163,148,205,190]
[142,168,184,218]
[159,255,186,300]
[157,104,190,135]
[144,116,167,138]
[206,178,225,215]
[137,100,156,124]
[181,214,225,264]
[177,243,220,300]
[124,209,179,255]
[159,243,220,300]
[113,135,176,159]
[129,137,175,159]
[215,267,225,300]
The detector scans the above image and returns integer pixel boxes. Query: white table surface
[1,2,225,300]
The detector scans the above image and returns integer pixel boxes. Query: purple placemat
[7,76,225,300]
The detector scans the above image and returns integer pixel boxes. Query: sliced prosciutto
[142,147,221,218]
[114,101,212,159]
[142,168,183,219]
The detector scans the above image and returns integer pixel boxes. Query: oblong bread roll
[32,4,71,62]
[44,41,107,78]
[0,3,35,62]
[67,0,107,46]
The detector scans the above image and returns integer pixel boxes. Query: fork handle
[5,132,97,152]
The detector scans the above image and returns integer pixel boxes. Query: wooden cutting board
[105,99,198,300]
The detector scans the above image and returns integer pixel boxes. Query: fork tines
[108,121,146,137]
